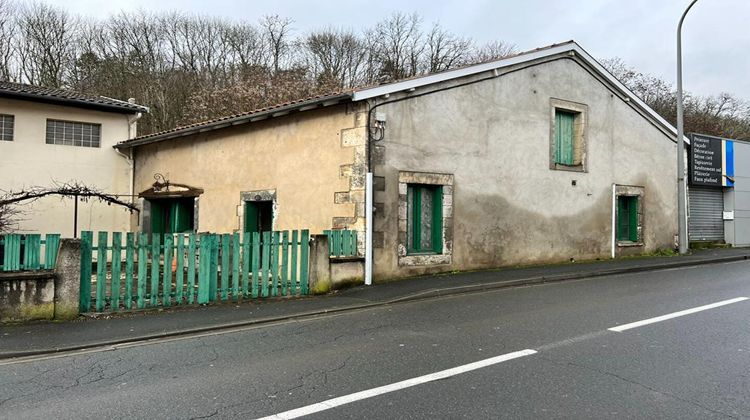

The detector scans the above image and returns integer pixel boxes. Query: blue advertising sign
[689,133,734,187]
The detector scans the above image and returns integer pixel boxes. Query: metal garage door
[688,186,724,241]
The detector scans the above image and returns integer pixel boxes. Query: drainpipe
[611,183,616,258]
[115,112,142,208]
[365,172,373,285]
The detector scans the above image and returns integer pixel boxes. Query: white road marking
[256,349,537,420]
[608,297,749,332]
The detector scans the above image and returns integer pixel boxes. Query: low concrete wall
[309,234,365,294]
[0,238,82,322]
[0,271,56,322]
[330,258,365,289]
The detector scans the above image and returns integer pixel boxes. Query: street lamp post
[676,0,698,254]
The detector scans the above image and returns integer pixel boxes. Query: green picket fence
[0,233,60,271]
[324,230,358,257]
[79,230,310,313]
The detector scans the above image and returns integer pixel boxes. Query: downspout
[365,172,373,286]
[611,183,616,258]
[115,112,142,208]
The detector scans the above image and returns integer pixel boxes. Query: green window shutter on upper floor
[555,111,575,165]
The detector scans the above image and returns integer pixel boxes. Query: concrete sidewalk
[2,248,749,359]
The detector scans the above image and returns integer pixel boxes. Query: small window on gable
[0,114,14,141]
[407,184,443,255]
[554,110,577,165]
[617,195,639,242]
[550,99,587,171]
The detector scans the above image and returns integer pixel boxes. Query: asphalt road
[2,260,750,419]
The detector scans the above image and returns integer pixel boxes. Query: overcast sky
[49,0,750,100]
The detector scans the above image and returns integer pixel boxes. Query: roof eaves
[115,92,351,149]
[0,90,149,114]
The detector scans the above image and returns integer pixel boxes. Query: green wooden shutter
[555,111,575,165]
[431,186,443,253]
[628,197,639,242]
[407,185,444,254]
[616,196,639,242]
[410,185,422,253]
[616,197,629,241]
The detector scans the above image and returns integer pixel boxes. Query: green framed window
[554,110,576,165]
[148,198,195,234]
[616,196,639,242]
[407,184,443,254]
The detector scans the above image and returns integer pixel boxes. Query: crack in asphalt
[189,408,219,419]
[538,355,738,419]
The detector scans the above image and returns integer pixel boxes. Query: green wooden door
[244,202,260,235]
[150,200,166,234]
[244,201,273,235]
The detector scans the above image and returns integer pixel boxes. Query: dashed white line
[256,349,537,420]
[608,296,749,332]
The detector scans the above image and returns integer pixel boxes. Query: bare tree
[368,12,425,81]
[472,40,517,63]
[15,1,80,87]
[0,0,16,81]
[0,181,138,233]
[0,195,23,233]
[260,15,294,75]
[425,23,472,73]
[603,57,750,141]
[303,27,368,89]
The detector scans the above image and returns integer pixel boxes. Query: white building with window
[0,81,148,236]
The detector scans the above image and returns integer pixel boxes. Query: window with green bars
[407,184,443,254]
[554,109,579,166]
[616,195,640,242]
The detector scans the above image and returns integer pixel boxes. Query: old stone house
[115,41,681,282]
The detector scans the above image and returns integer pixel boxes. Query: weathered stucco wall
[0,272,56,322]
[0,98,133,236]
[133,104,367,235]
[372,56,678,280]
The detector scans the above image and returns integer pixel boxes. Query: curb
[2,254,748,361]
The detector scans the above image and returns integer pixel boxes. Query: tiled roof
[116,90,353,148]
[0,80,149,114]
